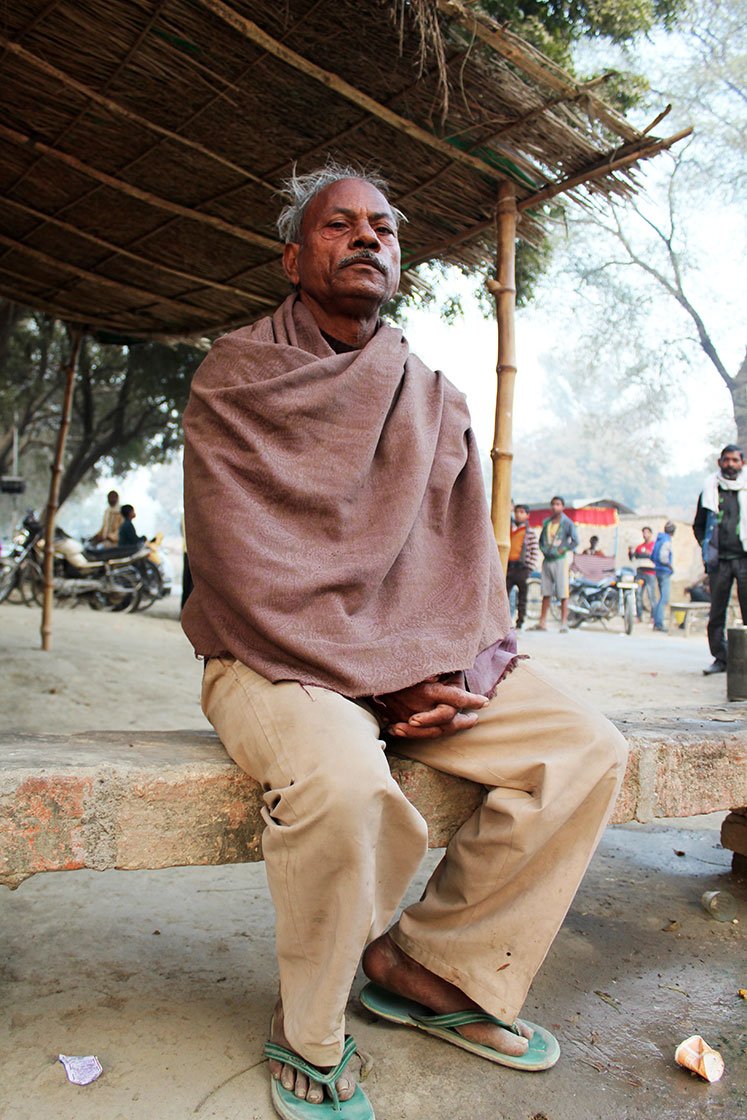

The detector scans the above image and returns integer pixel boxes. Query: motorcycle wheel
[134,559,163,612]
[624,589,636,635]
[89,566,142,613]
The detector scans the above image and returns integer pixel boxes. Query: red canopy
[528,507,619,528]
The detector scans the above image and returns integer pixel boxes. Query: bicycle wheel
[18,559,45,606]
[524,578,542,620]
[0,558,18,604]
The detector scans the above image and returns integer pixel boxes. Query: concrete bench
[2,719,746,890]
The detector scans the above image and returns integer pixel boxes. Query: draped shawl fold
[182,295,512,698]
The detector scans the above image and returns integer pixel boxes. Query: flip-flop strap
[411,1007,522,1037]
[264,1034,358,1111]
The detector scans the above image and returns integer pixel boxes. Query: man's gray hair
[276,160,407,244]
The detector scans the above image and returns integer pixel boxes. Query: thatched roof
[0,0,690,339]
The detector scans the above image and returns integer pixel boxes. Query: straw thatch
[0,0,690,338]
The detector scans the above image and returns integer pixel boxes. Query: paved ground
[1,598,745,1119]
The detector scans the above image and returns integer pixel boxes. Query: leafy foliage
[0,303,204,507]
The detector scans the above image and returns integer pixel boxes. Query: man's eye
[327,221,347,230]
[377,226,395,236]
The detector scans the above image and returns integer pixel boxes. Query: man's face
[514,507,528,525]
[282,179,401,318]
[719,450,744,480]
[550,499,563,517]
[642,528,652,542]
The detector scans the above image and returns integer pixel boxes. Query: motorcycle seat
[572,576,615,590]
[83,544,141,561]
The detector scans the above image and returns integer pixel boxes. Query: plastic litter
[700,890,737,923]
[674,1035,724,1082]
[58,1054,103,1085]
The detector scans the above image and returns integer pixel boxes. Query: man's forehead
[303,178,395,222]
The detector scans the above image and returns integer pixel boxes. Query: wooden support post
[41,330,82,652]
[488,182,517,571]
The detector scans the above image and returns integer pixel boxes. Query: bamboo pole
[41,329,82,652]
[488,182,517,571]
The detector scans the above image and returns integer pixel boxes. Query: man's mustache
[338,251,388,276]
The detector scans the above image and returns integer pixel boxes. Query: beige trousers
[201,656,627,1067]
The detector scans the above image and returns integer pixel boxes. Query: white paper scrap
[58,1054,103,1085]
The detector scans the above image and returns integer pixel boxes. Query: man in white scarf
[693,444,747,673]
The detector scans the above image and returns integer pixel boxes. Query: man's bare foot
[362,933,532,1057]
[268,998,357,1105]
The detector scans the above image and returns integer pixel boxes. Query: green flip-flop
[359,982,560,1071]
[264,1034,375,1119]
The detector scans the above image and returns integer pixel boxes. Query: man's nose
[350,221,380,249]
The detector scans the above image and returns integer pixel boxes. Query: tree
[395,0,689,319]
[0,302,204,506]
[544,0,746,444]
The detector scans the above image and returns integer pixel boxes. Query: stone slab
[2,721,746,888]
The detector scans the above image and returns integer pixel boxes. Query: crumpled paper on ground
[674,1035,724,1082]
[58,1054,103,1085]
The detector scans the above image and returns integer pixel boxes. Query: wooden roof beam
[2,196,275,307]
[436,0,640,143]
[195,0,546,190]
[0,36,277,193]
[0,231,218,318]
[517,127,693,211]
[401,127,691,272]
[0,122,280,253]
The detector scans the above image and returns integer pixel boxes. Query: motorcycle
[86,530,172,612]
[0,511,44,605]
[567,565,638,635]
[24,526,148,612]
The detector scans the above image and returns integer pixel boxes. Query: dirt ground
[0,593,736,733]
[1,596,745,1120]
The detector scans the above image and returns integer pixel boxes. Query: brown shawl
[182,295,512,697]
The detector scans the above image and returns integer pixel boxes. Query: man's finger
[409,703,458,726]
[388,711,481,738]
[419,683,488,710]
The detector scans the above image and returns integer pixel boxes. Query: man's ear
[283,242,300,287]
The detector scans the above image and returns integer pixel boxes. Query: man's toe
[306,1079,324,1105]
[336,1075,355,1101]
[293,1071,309,1099]
[280,1063,296,1091]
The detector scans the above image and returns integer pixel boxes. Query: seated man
[91,489,122,544]
[118,504,145,548]
[182,164,627,1120]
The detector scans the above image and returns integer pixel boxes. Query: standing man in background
[534,496,579,633]
[629,526,656,621]
[693,444,747,674]
[506,503,538,630]
[651,521,676,633]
